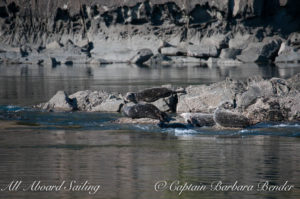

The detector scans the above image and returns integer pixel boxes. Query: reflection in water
[1,63,300,106]
[0,130,299,199]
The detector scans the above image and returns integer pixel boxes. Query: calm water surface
[0,63,300,199]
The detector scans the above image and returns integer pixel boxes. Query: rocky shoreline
[0,0,300,66]
[36,73,300,129]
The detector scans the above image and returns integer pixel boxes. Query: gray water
[0,63,300,199]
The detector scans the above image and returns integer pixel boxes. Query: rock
[200,34,229,50]
[130,48,153,65]
[288,32,300,46]
[177,79,246,113]
[242,97,288,124]
[229,33,259,50]
[69,90,123,112]
[237,37,282,62]
[46,41,62,49]
[151,95,177,112]
[214,102,251,128]
[42,91,76,111]
[144,54,171,65]
[89,58,113,65]
[219,48,242,59]
[160,47,185,56]
[275,42,300,63]
[91,97,124,112]
[232,0,264,18]
[180,113,215,127]
[168,56,202,63]
[217,59,243,66]
[186,44,218,58]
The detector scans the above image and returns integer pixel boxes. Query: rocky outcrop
[37,73,300,128]
[0,0,300,64]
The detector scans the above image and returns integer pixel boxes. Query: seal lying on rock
[213,101,251,128]
[122,103,169,122]
[181,113,215,127]
[125,87,185,103]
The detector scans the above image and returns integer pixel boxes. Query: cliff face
[0,0,299,65]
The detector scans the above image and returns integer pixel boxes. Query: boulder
[42,91,76,111]
[91,97,124,112]
[176,79,246,113]
[186,44,218,58]
[288,32,300,46]
[237,37,282,62]
[130,48,153,65]
[219,48,242,59]
[229,33,259,50]
[144,54,171,65]
[69,90,123,112]
[160,47,186,56]
[151,95,177,112]
[275,42,300,63]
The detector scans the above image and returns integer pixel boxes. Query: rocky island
[0,0,300,66]
[36,73,300,129]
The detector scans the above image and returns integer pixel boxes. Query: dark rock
[237,37,282,63]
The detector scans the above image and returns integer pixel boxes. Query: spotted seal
[213,101,251,128]
[122,103,169,122]
[181,113,215,127]
[125,87,185,103]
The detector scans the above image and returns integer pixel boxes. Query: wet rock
[180,113,215,127]
[42,91,76,111]
[69,90,123,112]
[46,41,62,49]
[288,32,300,46]
[130,48,153,65]
[91,97,124,112]
[186,44,218,58]
[229,33,259,50]
[275,42,300,63]
[160,47,185,56]
[237,37,282,63]
[219,48,242,59]
[144,54,171,65]
[151,95,177,112]
[177,79,245,113]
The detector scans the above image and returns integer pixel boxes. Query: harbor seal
[125,87,185,103]
[213,101,251,128]
[122,103,169,122]
[180,113,215,127]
